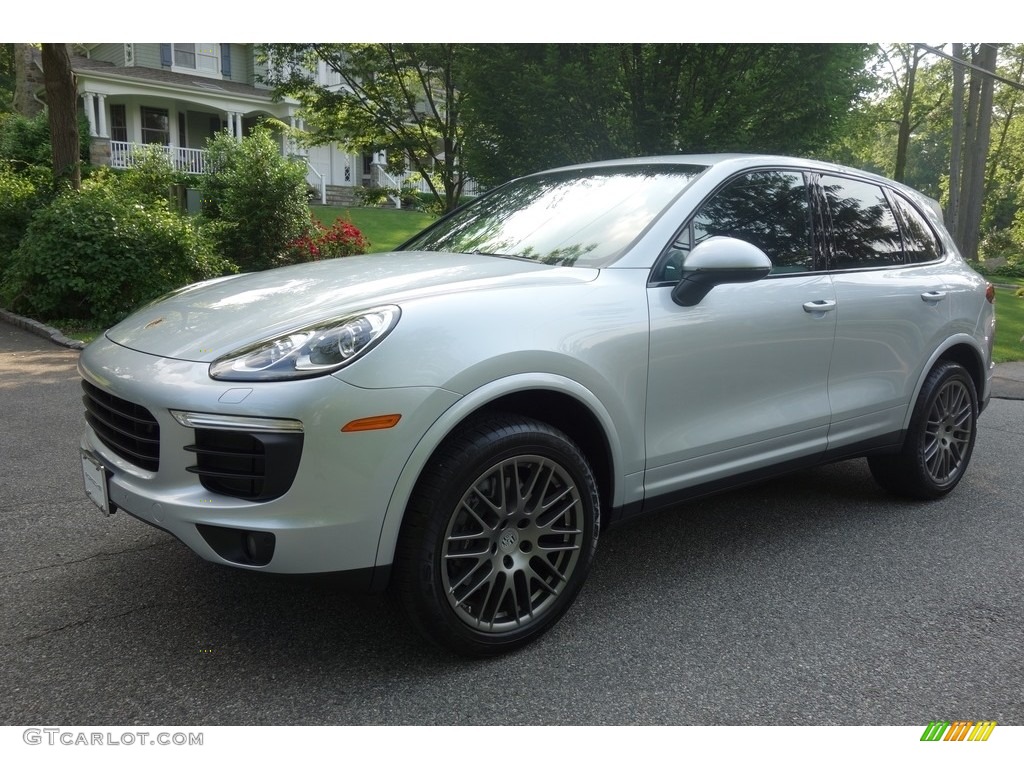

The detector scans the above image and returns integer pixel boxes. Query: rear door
[819,173,952,450]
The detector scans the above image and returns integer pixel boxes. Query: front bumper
[79,335,458,574]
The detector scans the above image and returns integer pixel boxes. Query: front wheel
[868,361,978,499]
[392,414,600,656]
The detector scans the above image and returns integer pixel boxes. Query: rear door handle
[803,299,837,314]
[921,291,947,303]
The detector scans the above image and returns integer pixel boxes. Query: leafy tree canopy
[460,43,873,185]
[260,43,466,212]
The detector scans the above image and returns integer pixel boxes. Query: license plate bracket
[81,449,113,517]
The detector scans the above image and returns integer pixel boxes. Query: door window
[821,175,903,269]
[660,170,813,280]
[891,194,942,264]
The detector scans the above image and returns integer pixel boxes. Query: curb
[0,307,87,350]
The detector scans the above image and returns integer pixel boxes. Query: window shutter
[221,44,232,78]
[160,43,172,67]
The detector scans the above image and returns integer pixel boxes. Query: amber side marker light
[986,282,996,304]
[341,414,402,432]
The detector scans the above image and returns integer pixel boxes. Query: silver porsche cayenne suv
[79,154,996,655]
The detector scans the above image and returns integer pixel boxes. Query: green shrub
[199,126,311,271]
[115,145,188,204]
[354,186,394,207]
[2,181,232,327]
[0,111,53,169]
[0,161,49,272]
[0,110,91,174]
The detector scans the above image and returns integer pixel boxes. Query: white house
[61,43,386,203]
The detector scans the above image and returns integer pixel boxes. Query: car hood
[104,251,598,362]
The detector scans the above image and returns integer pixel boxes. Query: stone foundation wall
[89,137,111,168]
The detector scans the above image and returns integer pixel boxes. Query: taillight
[985,283,995,304]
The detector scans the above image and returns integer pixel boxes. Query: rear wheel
[393,413,600,656]
[868,361,978,499]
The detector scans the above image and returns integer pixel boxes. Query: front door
[644,169,836,502]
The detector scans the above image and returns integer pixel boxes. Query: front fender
[373,372,637,568]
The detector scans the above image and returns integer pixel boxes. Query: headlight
[209,306,400,381]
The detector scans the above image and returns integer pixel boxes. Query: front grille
[185,429,303,502]
[82,380,161,471]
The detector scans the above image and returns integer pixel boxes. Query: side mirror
[671,236,773,307]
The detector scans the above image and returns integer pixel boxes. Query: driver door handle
[803,299,837,314]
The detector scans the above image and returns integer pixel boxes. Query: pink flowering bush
[287,216,370,262]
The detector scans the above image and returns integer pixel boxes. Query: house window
[110,105,127,142]
[174,43,196,68]
[173,43,219,75]
[141,107,169,145]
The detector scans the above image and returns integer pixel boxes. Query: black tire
[392,413,600,656]
[868,361,978,500]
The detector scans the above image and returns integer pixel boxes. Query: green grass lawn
[994,287,1024,363]
[312,206,435,252]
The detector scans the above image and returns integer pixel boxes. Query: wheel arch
[936,342,986,404]
[373,374,626,571]
[905,336,988,429]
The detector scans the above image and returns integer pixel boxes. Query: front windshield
[403,164,707,267]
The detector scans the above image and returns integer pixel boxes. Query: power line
[916,44,1024,92]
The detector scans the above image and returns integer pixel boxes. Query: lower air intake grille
[184,429,303,502]
[82,380,160,471]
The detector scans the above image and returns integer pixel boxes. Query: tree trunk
[956,45,983,250]
[958,43,998,261]
[894,45,921,183]
[41,43,81,191]
[946,43,965,234]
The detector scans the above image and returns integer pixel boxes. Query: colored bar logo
[920,721,997,741]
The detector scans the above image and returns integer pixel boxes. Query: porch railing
[302,159,327,205]
[107,141,481,199]
[110,141,208,174]
[371,165,481,199]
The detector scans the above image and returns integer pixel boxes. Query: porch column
[82,92,98,137]
[96,94,108,138]
[225,112,242,140]
[288,115,298,155]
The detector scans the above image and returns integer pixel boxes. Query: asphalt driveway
[1,320,1022,726]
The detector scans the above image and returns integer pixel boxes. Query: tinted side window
[690,170,813,272]
[822,175,902,269]
[892,194,942,263]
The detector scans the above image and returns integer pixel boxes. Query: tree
[947,43,965,233]
[461,44,872,186]
[261,44,466,213]
[460,44,628,184]
[40,43,79,190]
[873,44,936,182]
[954,44,999,260]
